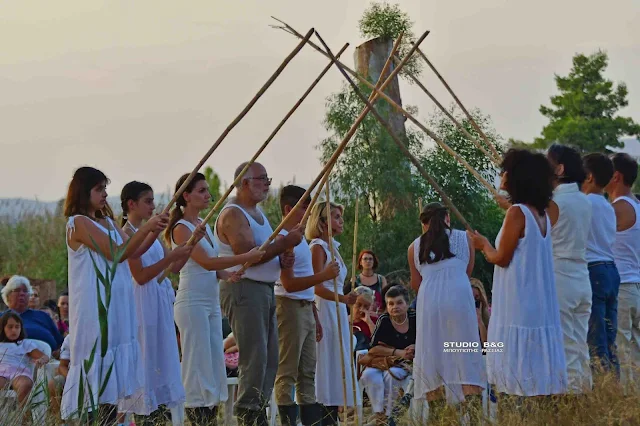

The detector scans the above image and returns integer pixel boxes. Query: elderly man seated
[1,275,63,358]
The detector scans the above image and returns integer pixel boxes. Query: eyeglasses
[11,289,29,294]
[247,176,272,184]
[362,257,374,261]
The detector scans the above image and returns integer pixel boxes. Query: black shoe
[278,404,298,426]
[320,405,339,426]
[300,403,323,426]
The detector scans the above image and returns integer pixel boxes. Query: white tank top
[612,196,640,283]
[274,229,315,301]
[551,183,592,262]
[214,203,280,283]
[585,193,616,263]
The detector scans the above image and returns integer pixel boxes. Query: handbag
[357,342,412,380]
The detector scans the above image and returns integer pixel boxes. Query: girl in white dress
[469,149,568,400]
[163,173,264,426]
[408,202,486,421]
[305,201,359,426]
[62,167,169,425]
[121,181,202,425]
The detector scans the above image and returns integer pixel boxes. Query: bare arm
[28,349,50,366]
[466,233,475,277]
[612,199,637,232]
[469,206,525,268]
[408,242,422,292]
[173,224,263,271]
[280,255,338,293]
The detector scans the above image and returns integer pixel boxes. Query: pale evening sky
[1,0,638,201]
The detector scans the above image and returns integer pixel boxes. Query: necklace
[361,271,375,278]
[391,314,408,326]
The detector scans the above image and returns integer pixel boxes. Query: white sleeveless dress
[172,219,227,408]
[412,229,486,404]
[62,216,144,419]
[310,238,361,407]
[488,205,568,396]
[126,222,185,414]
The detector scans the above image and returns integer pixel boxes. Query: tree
[203,166,222,201]
[358,1,422,79]
[532,51,640,152]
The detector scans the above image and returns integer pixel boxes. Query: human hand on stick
[244,247,265,264]
[191,224,207,244]
[168,243,194,263]
[143,212,170,234]
[284,224,304,248]
[321,260,340,281]
[467,230,489,251]
[403,345,415,360]
[341,292,358,305]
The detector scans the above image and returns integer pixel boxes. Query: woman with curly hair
[468,149,568,398]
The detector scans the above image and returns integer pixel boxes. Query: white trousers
[359,367,411,416]
[555,267,593,393]
[617,283,640,392]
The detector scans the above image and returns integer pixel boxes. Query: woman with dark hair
[57,291,69,336]
[408,202,485,420]
[62,166,169,424]
[166,173,264,425]
[469,149,568,398]
[346,250,388,314]
[121,181,202,425]
[546,144,593,392]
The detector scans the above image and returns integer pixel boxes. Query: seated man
[359,285,416,426]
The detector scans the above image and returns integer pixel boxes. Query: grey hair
[1,275,33,306]
[234,162,257,183]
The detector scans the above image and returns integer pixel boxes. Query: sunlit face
[329,208,344,236]
[354,296,372,319]
[184,180,211,210]
[4,317,21,341]
[90,181,108,211]
[386,295,408,317]
[130,190,155,220]
[472,287,481,302]
[244,164,271,203]
[360,254,375,270]
[7,285,30,311]
[499,171,508,191]
[58,295,69,318]
[29,290,40,309]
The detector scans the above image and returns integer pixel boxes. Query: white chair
[226,376,278,426]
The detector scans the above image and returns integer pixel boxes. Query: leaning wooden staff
[348,196,359,425]
[274,19,500,202]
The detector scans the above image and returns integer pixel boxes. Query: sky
[1,0,639,201]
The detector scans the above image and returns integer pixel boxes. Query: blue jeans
[587,261,621,377]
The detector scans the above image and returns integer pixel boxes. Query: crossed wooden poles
[151,19,503,426]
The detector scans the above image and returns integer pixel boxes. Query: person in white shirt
[274,185,339,426]
[582,153,621,377]
[605,153,640,392]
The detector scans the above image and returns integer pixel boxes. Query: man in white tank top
[582,153,621,378]
[273,186,340,426]
[606,153,640,392]
[215,162,304,425]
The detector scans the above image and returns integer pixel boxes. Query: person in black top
[359,285,416,425]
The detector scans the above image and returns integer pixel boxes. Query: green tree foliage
[358,1,422,79]
[532,51,640,152]
[203,166,222,200]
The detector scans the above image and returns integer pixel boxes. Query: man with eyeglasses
[215,162,304,425]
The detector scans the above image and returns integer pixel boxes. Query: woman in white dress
[121,181,203,425]
[62,167,169,425]
[408,202,486,421]
[305,201,359,426]
[469,149,568,401]
[163,173,264,426]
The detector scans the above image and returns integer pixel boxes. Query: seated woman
[351,286,378,351]
[1,276,63,357]
[359,285,416,426]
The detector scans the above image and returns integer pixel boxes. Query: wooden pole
[324,180,350,423]
[237,28,424,273]
[413,46,503,161]
[392,55,501,166]
[349,197,359,426]
[418,197,423,214]
[274,20,498,199]
[314,30,473,231]
[158,27,314,215]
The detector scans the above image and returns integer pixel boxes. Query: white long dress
[311,238,361,407]
[127,222,185,415]
[413,229,486,404]
[488,204,568,396]
[62,216,144,419]
[172,219,227,408]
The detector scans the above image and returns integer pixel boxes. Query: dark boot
[299,403,323,426]
[320,405,339,426]
[278,404,298,426]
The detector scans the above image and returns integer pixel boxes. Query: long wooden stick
[348,197,359,426]
[413,46,502,161]
[158,27,314,215]
[393,55,501,166]
[274,20,498,199]
[238,28,423,273]
[314,30,473,231]
[324,179,349,422]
